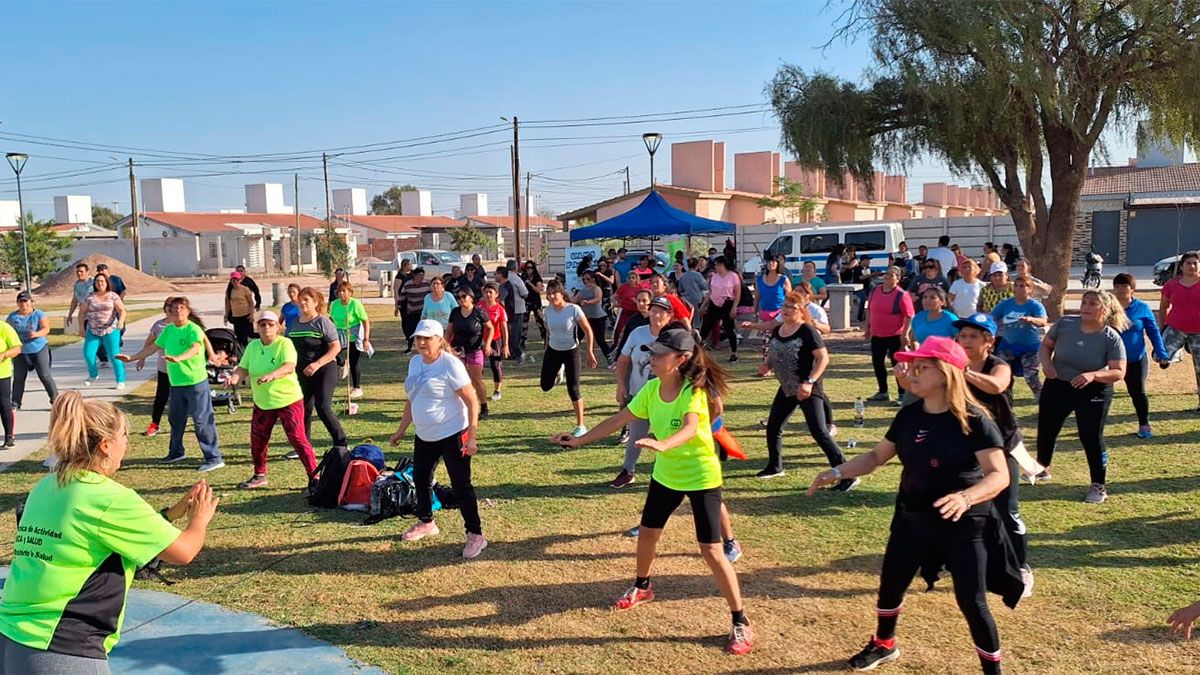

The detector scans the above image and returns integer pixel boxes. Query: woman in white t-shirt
[948,258,986,318]
[389,319,486,560]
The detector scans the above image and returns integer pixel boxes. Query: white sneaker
[83,379,93,386]
[491,391,502,401]
[115,383,126,391]
[350,388,364,399]
[555,367,565,386]
[572,425,588,438]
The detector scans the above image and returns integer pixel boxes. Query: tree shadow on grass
[1029,511,1200,570]
[1097,625,1180,646]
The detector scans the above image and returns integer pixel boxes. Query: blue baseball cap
[953,312,997,335]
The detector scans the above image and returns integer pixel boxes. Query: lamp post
[642,132,663,188]
[4,153,32,293]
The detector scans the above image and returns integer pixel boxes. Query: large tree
[768,0,1200,316]
[91,205,124,229]
[369,184,418,215]
[1,213,72,284]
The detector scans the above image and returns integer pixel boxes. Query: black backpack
[307,446,350,508]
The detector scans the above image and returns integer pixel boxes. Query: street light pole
[642,132,663,189]
[5,153,33,293]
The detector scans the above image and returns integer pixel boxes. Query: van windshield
[765,235,793,259]
[844,231,886,252]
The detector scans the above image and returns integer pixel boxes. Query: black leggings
[348,343,363,388]
[1124,354,1150,427]
[151,371,171,425]
[700,298,738,353]
[12,347,57,408]
[870,335,903,394]
[488,340,504,385]
[1036,378,1112,485]
[298,362,347,448]
[526,306,546,341]
[875,513,1001,674]
[0,378,11,441]
[540,346,581,401]
[997,454,1027,568]
[402,309,420,350]
[414,430,481,535]
[764,388,845,473]
[230,315,255,346]
[586,316,610,357]
[640,478,724,544]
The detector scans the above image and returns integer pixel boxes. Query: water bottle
[854,397,865,427]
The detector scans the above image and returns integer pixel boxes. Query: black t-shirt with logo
[448,306,489,353]
[968,355,1021,451]
[884,403,1004,515]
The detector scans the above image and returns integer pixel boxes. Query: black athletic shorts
[640,478,724,544]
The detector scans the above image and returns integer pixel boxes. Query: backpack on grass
[307,446,351,509]
[338,460,381,511]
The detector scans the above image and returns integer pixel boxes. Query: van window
[765,235,793,259]
[800,233,839,254]
[845,230,886,252]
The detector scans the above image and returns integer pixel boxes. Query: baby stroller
[206,327,243,414]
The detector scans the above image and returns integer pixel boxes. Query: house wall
[69,238,201,277]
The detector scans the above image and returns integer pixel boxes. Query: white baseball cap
[411,319,444,338]
[257,310,280,323]
[988,262,1008,276]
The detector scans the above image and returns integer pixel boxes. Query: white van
[742,222,906,278]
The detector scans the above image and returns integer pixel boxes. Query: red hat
[229,271,243,280]
[894,335,969,369]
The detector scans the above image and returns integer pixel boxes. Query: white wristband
[831,466,843,481]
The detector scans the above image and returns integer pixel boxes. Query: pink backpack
[338,460,380,511]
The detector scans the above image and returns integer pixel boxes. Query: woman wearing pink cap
[808,336,1019,674]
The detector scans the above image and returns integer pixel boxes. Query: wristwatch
[803,377,817,385]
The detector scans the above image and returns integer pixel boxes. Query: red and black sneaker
[613,584,654,611]
[849,636,900,671]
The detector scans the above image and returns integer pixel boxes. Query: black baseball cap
[641,327,696,355]
[648,296,673,312]
[15,291,31,302]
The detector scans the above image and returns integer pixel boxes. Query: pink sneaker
[726,622,754,655]
[401,520,440,541]
[613,584,654,611]
[463,533,488,559]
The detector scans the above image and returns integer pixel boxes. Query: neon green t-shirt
[330,298,367,331]
[626,379,721,491]
[0,472,180,657]
[154,321,207,387]
[242,337,304,410]
[0,322,21,379]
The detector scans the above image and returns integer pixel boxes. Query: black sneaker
[866,391,891,403]
[617,426,630,445]
[3,438,14,448]
[158,454,188,464]
[833,477,861,492]
[728,353,740,363]
[479,405,490,421]
[849,639,900,671]
[755,467,785,479]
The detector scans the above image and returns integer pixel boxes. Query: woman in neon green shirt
[555,324,753,656]
[330,282,371,400]
[0,392,218,672]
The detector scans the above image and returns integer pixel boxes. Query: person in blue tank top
[753,256,792,321]
[910,287,959,345]
[1111,273,1169,439]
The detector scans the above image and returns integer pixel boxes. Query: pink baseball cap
[230,271,243,280]
[894,335,969,369]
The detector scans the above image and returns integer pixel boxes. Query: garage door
[1125,206,1200,265]
[1090,211,1120,263]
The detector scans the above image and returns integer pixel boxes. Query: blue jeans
[83,330,125,383]
[168,380,222,462]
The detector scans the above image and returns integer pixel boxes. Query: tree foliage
[448,224,495,254]
[0,213,72,283]
[768,0,1200,316]
[313,225,350,276]
[756,176,822,223]
[369,184,418,215]
[91,205,124,229]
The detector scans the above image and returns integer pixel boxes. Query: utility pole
[293,172,301,275]
[322,152,332,225]
[624,166,630,195]
[510,116,521,262]
[128,158,142,271]
[524,171,532,261]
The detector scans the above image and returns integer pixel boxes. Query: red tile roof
[1082,163,1200,196]
[141,212,328,234]
[466,215,560,229]
[336,214,454,233]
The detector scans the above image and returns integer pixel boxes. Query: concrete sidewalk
[0,567,383,674]
[0,292,231,470]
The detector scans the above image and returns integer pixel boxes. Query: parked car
[0,273,20,290]
[1154,254,1181,286]
[618,249,670,274]
[396,250,468,278]
[742,222,906,280]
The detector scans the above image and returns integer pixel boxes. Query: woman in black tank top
[953,313,1041,595]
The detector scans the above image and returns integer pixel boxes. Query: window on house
[220,241,227,258]
[209,242,218,259]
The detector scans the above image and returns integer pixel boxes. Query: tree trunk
[1018,164,1086,320]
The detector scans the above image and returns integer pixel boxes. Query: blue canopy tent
[568,190,736,242]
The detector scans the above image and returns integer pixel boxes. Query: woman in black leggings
[809,336,1017,674]
[742,290,851,484]
[699,256,741,362]
[1112,273,1169,438]
[1035,290,1127,503]
[864,267,914,403]
[286,288,347,449]
[540,280,597,438]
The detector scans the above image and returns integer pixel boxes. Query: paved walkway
[0,292,229,470]
[0,567,383,674]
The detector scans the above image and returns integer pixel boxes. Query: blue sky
[0,1,1143,220]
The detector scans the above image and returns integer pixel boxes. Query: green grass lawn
[1,306,1198,674]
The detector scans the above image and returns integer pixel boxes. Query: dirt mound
[36,254,181,296]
